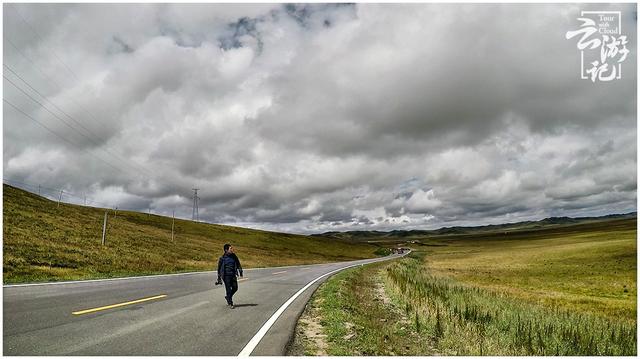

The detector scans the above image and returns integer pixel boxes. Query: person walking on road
[216,244,243,308]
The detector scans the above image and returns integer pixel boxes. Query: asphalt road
[3,253,405,355]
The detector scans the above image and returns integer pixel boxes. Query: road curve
[3,253,406,355]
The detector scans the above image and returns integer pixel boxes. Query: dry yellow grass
[422,218,637,320]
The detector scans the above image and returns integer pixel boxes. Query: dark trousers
[222,275,238,304]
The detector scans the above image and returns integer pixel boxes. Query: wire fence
[4,178,114,209]
[3,178,192,245]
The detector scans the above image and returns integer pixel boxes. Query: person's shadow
[233,304,258,308]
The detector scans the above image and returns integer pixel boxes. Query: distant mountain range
[312,212,637,241]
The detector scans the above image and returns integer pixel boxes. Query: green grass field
[292,217,637,355]
[2,184,380,283]
[419,218,636,320]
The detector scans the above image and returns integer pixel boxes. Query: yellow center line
[72,294,167,315]
[272,271,287,275]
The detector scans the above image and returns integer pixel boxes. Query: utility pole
[57,190,63,208]
[171,210,175,242]
[192,188,200,222]
[38,185,41,196]
[148,208,151,218]
[114,206,118,219]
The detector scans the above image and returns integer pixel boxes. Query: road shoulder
[287,259,436,356]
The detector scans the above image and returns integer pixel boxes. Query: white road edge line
[238,252,408,356]
[3,271,212,288]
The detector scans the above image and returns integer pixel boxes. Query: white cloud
[405,189,442,213]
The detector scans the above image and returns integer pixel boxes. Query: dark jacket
[217,252,243,278]
[229,253,243,277]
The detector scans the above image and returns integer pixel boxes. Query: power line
[3,63,154,178]
[4,64,99,144]
[3,72,148,178]
[8,4,83,84]
[3,20,155,178]
[3,97,127,176]
[4,36,114,141]
[4,98,87,150]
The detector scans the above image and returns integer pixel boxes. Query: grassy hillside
[292,217,637,355]
[2,184,379,283]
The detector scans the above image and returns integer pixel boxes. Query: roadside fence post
[57,190,63,208]
[102,210,108,246]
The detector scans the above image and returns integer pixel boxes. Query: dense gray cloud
[3,3,637,234]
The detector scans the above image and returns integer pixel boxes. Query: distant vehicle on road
[391,247,410,254]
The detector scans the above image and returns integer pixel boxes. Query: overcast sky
[3,3,637,234]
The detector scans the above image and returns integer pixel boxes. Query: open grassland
[385,252,636,355]
[3,185,379,283]
[292,218,637,355]
[420,218,636,320]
